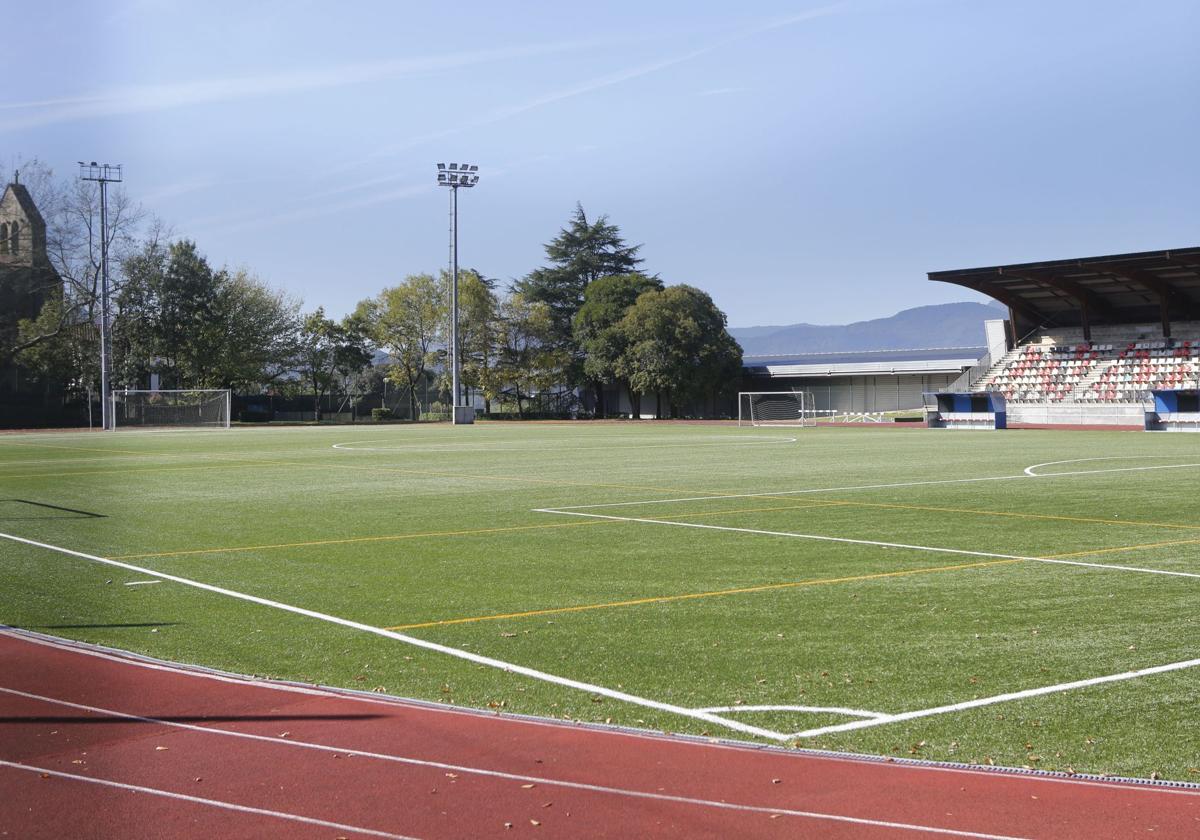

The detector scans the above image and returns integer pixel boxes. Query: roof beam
[952,277,1052,328]
[1095,263,1200,320]
[1000,270,1118,322]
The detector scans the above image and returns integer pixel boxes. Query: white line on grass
[0,531,790,742]
[790,656,1200,739]
[1024,457,1200,477]
[0,690,1033,839]
[694,704,888,719]
[0,759,419,840]
[124,580,161,586]
[330,436,797,454]
[532,509,1200,580]
[547,459,1200,512]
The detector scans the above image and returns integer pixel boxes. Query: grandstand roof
[928,247,1200,339]
[743,346,985,378]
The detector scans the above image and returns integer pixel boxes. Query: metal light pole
[436,162,479,425]
[79,162,122,431]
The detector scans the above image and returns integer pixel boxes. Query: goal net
[112,389,232,429]
[738,391,817,427]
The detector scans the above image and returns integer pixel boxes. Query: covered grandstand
[741,346,989,414]
[930,247,1200,426]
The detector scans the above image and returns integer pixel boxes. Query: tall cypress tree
[513,204,643,398]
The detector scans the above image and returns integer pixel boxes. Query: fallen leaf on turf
[530,819,541,826]
[521,783,536,789]
[155,746,168,751]
[500,632,517,638]
[771,778,782,784]
[504,823,512,829]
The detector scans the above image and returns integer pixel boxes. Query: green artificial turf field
[2,421,1198,780]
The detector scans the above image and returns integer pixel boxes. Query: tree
[616,285,742,419]
[295,308,372,420]
[513,204,644,398]
[492,294,568,418]
[452,269,501,414]
[6,160,144,375]
[357,273,446,420]
[573,272,663,417]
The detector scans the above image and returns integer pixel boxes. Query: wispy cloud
[323,3,849,191]
[0,39,605,132]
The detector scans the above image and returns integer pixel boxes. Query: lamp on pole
[436,162,479,425]
[79,162,123,431]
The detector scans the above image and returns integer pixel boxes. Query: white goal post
[112,389,232,429]
[738,391,817,427]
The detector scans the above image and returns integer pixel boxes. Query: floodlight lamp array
[78,161,123,183]
[436,162,480,187]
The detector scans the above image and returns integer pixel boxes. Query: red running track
[2,629,1198,839]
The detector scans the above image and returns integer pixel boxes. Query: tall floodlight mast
[436,162,480,425]
[79,162,123,431]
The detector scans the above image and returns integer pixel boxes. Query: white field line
[532,509,1200,580]
[547,459,1200,512]
[695,704,888,719]
[0,688,1031,839]
[1024,457,1200,477]
[0,759,418,840]
[330,437,797,454]
[124,580,162,586]
[790,656,1200,739]
[0,531,788,742]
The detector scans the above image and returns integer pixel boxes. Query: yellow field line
[386,558,1022,630]
[113,519,620,559]
[0,440,151,457]
[809,498,1200,532]
[1046,536,1200,559]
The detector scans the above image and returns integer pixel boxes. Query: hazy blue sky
[4,0,1197,327]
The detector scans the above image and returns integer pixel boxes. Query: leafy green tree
[616,285,742,418]
[573,272,662,417]
[513,204,643,397]
[357,273,446,420]
[295,307,372,420]
[492,294,568,417]
[451,268,501,413]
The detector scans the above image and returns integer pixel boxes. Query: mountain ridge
[729,301,1004,356]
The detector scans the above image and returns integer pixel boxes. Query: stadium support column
[79,163,123,430]
[436,162,480,425]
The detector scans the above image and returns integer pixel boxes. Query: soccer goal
[112,389,232,429]
[738,391,818,427]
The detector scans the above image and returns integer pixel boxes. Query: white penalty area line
[790,656,1200,739]
[0,531,789,743]
[0,758,418,840]
[0,689,1031,840]
[532,509,1200,581]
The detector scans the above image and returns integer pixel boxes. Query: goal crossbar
[738,391,817,427]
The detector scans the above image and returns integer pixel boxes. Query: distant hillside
[730,302,1005,356]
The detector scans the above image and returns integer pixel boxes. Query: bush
[371,408,394,421]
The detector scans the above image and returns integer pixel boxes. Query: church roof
[2,182,46,228]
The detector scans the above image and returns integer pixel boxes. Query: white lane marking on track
[694,704,889,719]
[5,632,1197,798]
[0,690,1032,839]
[0,759,418,840]
[531,509,1200,579]
[790,655,1200,739]
[0,532,788,742]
